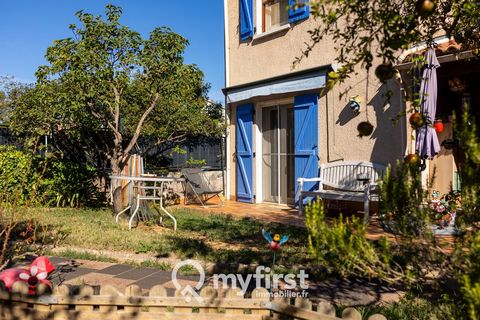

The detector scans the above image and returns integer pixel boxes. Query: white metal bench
[297,161,387,221]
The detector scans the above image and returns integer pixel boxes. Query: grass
[22,207,310,271]
[45,249,118,263]
[355,294,462,320]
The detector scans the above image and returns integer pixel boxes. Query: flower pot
[434,119,444,133]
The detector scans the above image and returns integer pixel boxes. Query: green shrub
[0,146,43,205]
[41,159,101,207]
[366,294,460,320]
[378,162,431,239]
[0,146,100,207]
[305,200,395,281]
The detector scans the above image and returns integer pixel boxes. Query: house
[222,0,408,206]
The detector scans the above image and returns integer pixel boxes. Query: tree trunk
[111,159,123,216]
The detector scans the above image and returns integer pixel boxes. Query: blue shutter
[289,0,310,23]
[294,94,318,205]
[240,0,254,41]
[236,104,254,203]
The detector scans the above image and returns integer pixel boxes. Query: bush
[378,162,431,239]
[0,146,100,207]
[42,159,101,207]
[305,200,396,281]
[365,294,461,320]
[305,162,449,287]
[0,146,43,205]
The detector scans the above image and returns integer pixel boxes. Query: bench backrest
[320,161,387,192]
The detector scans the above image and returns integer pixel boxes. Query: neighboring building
[222,0,407,205]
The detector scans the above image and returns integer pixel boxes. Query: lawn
[20,207,310,271]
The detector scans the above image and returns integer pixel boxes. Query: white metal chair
[181,168,224,208]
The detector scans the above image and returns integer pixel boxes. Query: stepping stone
[55,268,97,283]
[96,264,133,275]
[131,271,171,289]
[113,268,159,280]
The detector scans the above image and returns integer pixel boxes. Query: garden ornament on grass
[262,229,288,268]
[0,256,55,295]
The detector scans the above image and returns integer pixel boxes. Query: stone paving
[26,256,403,306]
[44,256,199,296]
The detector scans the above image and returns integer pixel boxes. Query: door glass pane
[262,107,279,203]
[279,106,295,204]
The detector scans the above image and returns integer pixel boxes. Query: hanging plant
[375,63,395,82]
[409,112,426,129]
[357,121,374,137]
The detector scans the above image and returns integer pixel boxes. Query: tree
[6,5,223,212]
[296,0,479,79]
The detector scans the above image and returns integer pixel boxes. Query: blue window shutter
[236,104,254,203]
[294,94,318,205]
[288,0,310,23]
[240,0,254,41]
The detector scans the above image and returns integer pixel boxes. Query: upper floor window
[262,0,289,33]
[239,0,310,41]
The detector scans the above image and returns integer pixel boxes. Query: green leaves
[298,0,480,81]
[305,200,393,280]
[7,4,223,182]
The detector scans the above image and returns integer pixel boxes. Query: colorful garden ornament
[262,229,288,268]
[0,256,55,295]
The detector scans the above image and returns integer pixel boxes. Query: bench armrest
[297,177,323,183]
[297,177,322,193]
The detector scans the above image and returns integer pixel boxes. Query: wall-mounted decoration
[346,95,361,114]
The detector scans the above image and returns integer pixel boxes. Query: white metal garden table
[110,175,185,231]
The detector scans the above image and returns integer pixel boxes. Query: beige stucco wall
[225,0,408,201]
[226,0,335,86]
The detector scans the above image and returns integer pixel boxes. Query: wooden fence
[0,281,386,320]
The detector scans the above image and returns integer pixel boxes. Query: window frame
[258,0,290,34]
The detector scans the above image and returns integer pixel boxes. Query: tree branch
[122,93,159,162]
[88,102,122,145]
[112,85,122,131]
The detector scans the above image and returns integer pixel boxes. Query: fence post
[125,284,142,313]
[9,281,29,319]
[174,288,193,313]
[76,285,94,312]
[225,287,244,314]
[33,283,52,313]
[251,287,270,316]
[149,285,167,313]
[99,285,121,313]
[342,307,362,320]
[294,297,312,320]
[317,300,336,317]
[199,286,218,313]
[52,284,70,312]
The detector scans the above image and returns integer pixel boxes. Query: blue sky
[0,0,225,103]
